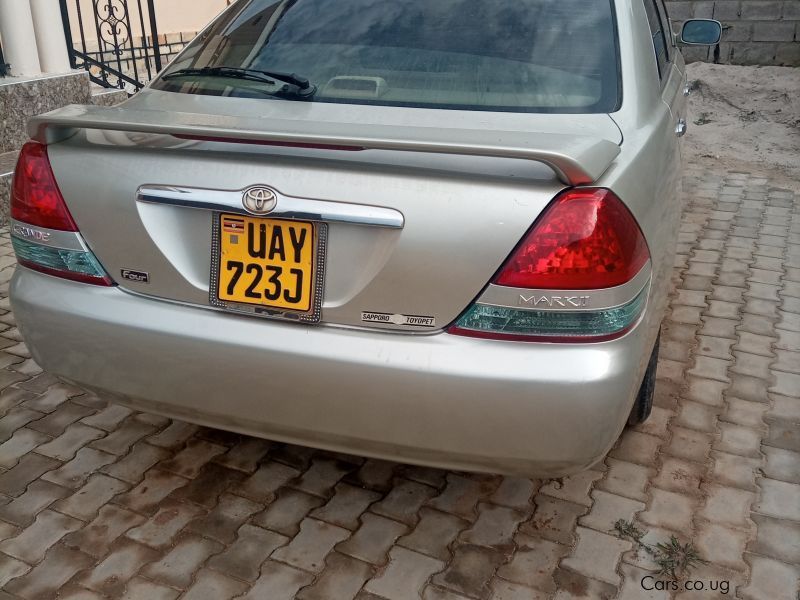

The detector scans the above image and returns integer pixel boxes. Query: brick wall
[666,1,800,65]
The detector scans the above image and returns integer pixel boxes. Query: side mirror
[680,19,722,45]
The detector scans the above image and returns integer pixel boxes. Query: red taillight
[448,188,651,342]
[495,188,649,290]
[10,142,114,286]
[11,142,79,231]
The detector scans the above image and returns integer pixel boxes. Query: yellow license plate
[217,214,315,312]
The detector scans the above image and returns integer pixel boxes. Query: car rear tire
[627,331,660,425]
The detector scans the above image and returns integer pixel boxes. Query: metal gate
[59,0,164,93]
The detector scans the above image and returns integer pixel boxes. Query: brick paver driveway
[0,163,798,600]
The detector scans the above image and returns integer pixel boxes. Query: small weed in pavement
[613,519,707,579]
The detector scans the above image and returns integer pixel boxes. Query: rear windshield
[152,0,620,114]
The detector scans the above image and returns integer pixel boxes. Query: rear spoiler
[29,104,620,186]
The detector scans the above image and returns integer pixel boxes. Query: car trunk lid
[34,95,622,331]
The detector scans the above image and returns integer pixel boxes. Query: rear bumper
[11,268,652,476]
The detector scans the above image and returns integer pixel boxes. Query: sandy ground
[684,62,800,189]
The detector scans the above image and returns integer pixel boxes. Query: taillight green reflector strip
[12,237,109,281]
[453,285,648,340]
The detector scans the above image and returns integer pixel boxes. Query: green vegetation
[613,519,707,579]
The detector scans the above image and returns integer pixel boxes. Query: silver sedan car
[10,0,721,476]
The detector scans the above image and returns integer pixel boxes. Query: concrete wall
[0,71,91,153]
[666,0,800,65]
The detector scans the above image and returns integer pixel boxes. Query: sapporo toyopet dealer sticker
[362,312,436,328]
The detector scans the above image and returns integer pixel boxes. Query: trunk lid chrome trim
[136,184,405,229]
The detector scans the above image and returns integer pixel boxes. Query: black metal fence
[59,0,170,92]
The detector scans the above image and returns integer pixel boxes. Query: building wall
[665,0,800,65]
